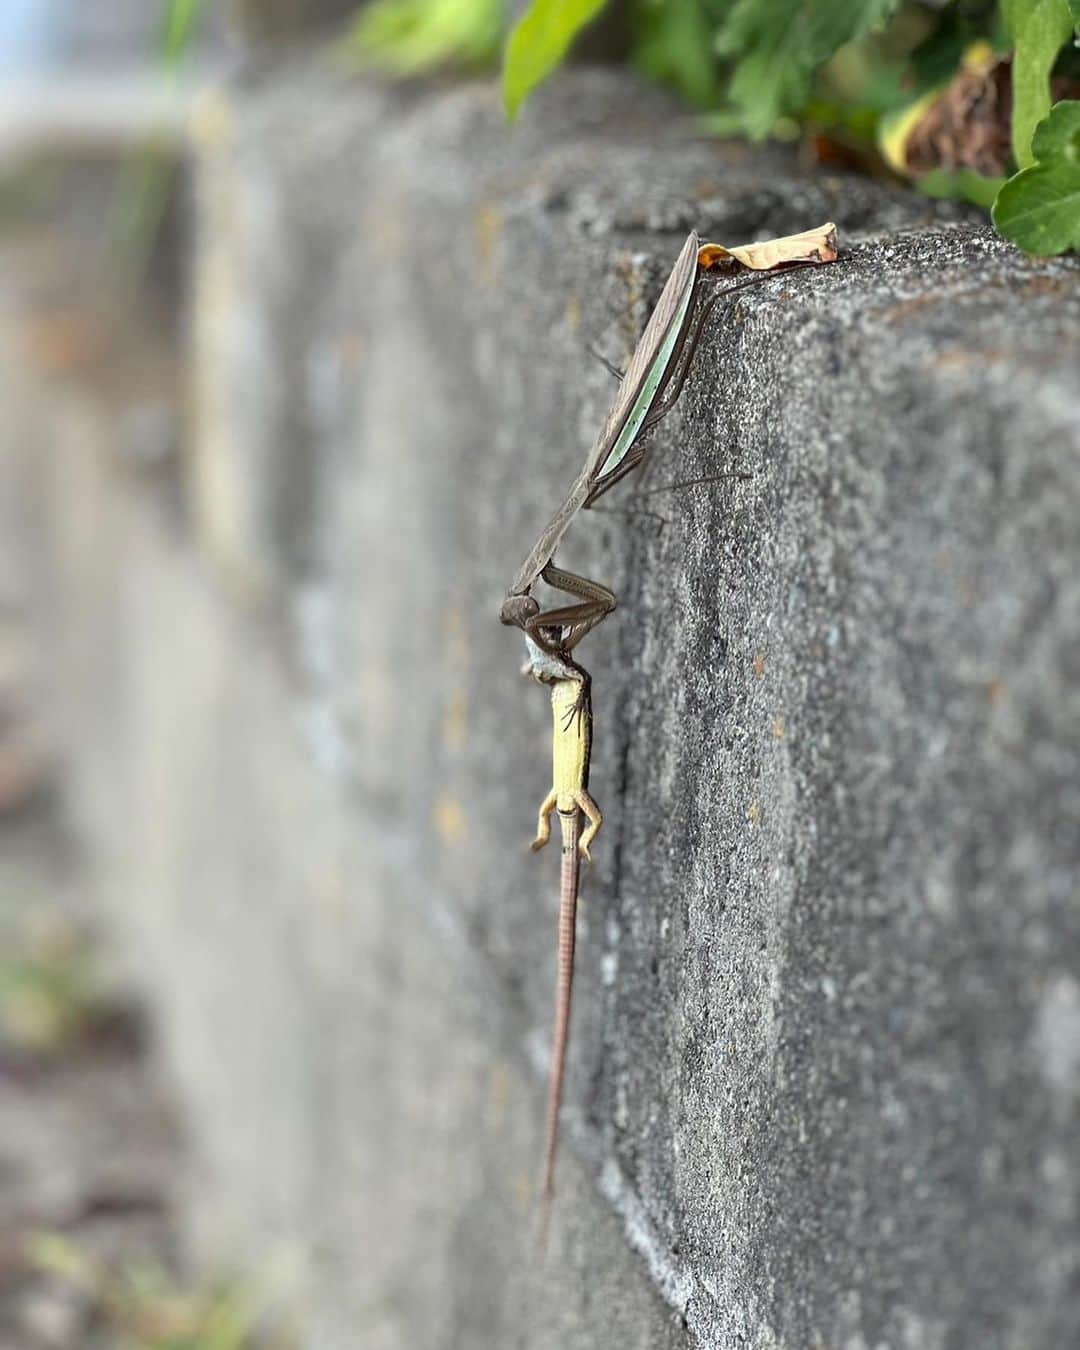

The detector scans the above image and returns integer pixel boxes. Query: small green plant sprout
[0,917,105,1058]
[164,0,210,66]
[26,1232,272,1350]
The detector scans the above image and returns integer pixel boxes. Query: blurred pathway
[0,180,272,1346]
[0,802,184,1349]
[0,187,186,1345]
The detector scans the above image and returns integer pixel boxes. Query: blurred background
[0,5,243,1347]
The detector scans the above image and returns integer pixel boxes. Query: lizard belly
[551,680,590,812]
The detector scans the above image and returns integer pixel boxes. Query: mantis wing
[585,230,700,489]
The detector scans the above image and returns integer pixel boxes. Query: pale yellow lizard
[531,675,602,1206]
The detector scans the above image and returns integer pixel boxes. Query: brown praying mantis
[500,223,839,1215]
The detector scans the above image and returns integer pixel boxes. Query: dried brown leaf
[698,223,839,271]
[905,56,1014,179]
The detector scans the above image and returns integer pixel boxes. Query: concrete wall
[22,67,1080,1349]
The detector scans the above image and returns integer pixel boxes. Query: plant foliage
[1004,0,1076,166]
[993,99,1080,250]
[350,0,1080,254]
[714,0,903,137]
[163,0,210,66]
[504,0,610,120]
[347,0,502,73]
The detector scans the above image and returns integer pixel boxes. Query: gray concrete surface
[16,66,1080,1350]
[226,0,360,45]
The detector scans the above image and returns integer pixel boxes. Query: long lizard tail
[542,807,580,1208]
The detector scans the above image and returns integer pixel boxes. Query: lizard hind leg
[530,790,558,852]
[575,790,603,862]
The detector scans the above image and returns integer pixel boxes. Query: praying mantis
[500,222,839,1216]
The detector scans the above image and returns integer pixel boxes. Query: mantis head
[500,593,539,630]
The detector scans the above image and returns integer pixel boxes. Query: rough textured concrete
[18,66,1080,1349]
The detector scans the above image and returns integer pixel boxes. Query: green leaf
[993,100,1080,253]
[163,0,208,67]
[633,0,721,107]
[1069,0,1080,29]
[1006,0,1073,168]
[346,0,502,75]
[503,0,611,121]
[715,0,903,139]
